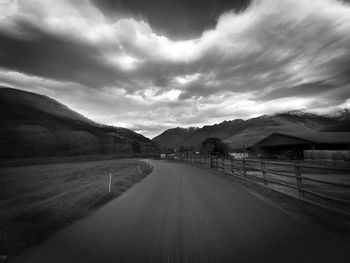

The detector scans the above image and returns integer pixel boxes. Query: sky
[1,0,350,138]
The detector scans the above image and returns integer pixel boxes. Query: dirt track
[13,160,350,263]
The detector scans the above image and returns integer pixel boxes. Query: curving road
[13,160,350,263]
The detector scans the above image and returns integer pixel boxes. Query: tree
[178,145,195,153]
[131,140,141,153]
[200,137,229,157]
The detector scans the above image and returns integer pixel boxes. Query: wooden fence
[166,155,350,217]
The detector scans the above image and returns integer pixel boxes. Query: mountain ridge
[0,87,160,158]
[153,110,349,150]
[152,127,199,150]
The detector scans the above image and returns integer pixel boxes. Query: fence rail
[166,155,350,217]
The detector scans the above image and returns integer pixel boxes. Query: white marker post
[108,173,112,196]
[137,166,142,175]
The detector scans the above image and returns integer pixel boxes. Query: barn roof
[255,132,350,147]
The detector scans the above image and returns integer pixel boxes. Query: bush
[200,137,229,157]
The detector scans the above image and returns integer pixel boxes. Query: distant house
[248,132,350,160]
[229,152,249,159]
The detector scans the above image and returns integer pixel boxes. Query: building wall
[258,134,309,147]
[252,133,350,160]
[304,150,350,161]
[260,144,309,159]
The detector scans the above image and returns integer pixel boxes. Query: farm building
[248,132,350,160]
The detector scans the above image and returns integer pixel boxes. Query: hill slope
[0,87,160,158]
[154,111,347,150]
[319,109,350,132]
[224,112,338,149]
[152,127,198,150]
[319,120,350,132]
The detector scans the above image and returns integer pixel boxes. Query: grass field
[0,158,152,258]
[0,153,160,167]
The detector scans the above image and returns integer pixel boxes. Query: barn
[249,132,350,160]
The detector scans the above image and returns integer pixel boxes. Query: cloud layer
[1,0,350,137]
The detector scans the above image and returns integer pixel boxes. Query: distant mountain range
[0,87,160,158]
[151,127,199,150]
[152,110,350,151]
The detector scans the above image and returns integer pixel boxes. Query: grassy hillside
[224,113,338,149]
[0,87,95,124]
[182,119,248,147]
[152,127,198,150]
[0,87,160,158]
[319,120,350,132]
[154,111,345,150]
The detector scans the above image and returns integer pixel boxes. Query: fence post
[137,166,142,175]
[261,160,267,185]
[242,159,247,178]
[294,162,304,197]
[108,173,112,198]
[231,158,236,176]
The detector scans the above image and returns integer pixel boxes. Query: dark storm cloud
[1,0,350,138]
[259,82,334,101]
[0,21,127,87]
[256,81,350,107]
[92,0,251,39]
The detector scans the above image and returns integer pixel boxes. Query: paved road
[13,160,350,263]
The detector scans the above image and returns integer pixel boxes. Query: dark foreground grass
[0,159,152,259]
[0,153,160,168]
[217,169,350,245]
[182,161,350,246]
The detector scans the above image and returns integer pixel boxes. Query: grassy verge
[0,153,160,167]
[180,161,350,245]
[0,159,152,258]
[223,173,350,245]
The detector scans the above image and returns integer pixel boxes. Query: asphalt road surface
[13,160,350,263]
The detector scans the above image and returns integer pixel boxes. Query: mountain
[152,127,198,150]
[0,87,160,158]
[224,112,338,149]
[319,109,350,131]
[181,120,247,147]
[319,120,350,132]
[330,109,350,121]
[154,111,347,151]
